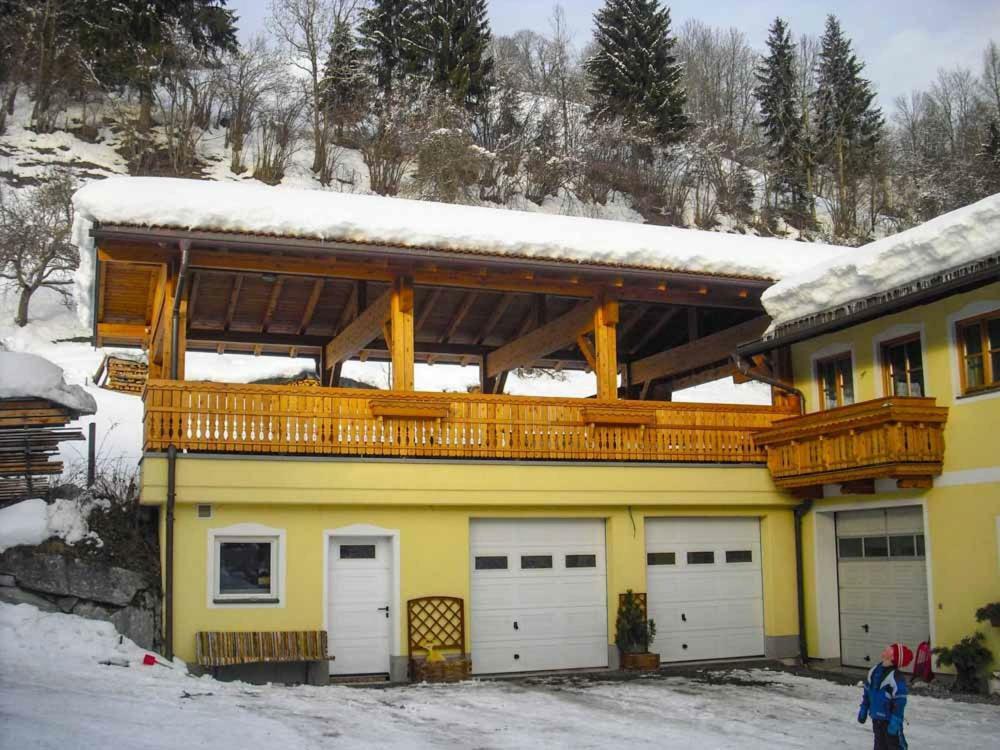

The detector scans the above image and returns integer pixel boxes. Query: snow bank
[0,351,97,414]
[73,176,843,282]
[0,497,105,552]
[762,193,1000,329]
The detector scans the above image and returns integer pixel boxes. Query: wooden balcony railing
[753,397,949,493]
[142,380,798,463]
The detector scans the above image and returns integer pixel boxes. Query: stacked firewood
[94,355,148,395]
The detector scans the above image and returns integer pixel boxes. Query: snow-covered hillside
[1,601,997,749]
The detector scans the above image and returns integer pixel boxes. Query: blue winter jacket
[860,663,908,722]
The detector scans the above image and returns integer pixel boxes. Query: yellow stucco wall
[141,456,800,663]
[791,282,1000,669]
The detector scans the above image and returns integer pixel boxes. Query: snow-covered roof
[73,177,844,282]
[762,193,1000,332]
[0,352,97,415]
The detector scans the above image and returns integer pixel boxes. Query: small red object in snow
[143,654,157,666]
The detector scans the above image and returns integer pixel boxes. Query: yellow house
[741,195,1000,675]
[76,175,999,682]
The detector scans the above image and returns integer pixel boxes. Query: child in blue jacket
[858,642,912,750]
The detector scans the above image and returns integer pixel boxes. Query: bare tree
[0,173,78,327]
[220,36,282,174]
[268,0,361,182]
[982,40,1000,120]
[253,82,305,185]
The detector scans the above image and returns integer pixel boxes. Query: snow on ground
[1,602,997,750]
[763,193,1000,329]
[73,177,845,290]
[0,497,105,553]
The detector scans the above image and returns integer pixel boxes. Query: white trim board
[322,524,402,659]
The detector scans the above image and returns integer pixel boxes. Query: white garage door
[837,507,929,670]
[470,519,608,674]
[646,517,765,662]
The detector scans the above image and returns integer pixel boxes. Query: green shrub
[933,632,993,693]
[615,589,656,654]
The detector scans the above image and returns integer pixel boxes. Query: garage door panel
[646,518,765,663]
[471,519,608,675]
[836,507,929,669]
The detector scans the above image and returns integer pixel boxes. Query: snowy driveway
[1,603,997,749]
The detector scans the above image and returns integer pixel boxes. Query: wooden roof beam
[629,307,680,356]
[476,293,514,345]
[261,277,285,332]
[323,287,393,368]
[298,279,324,334]
[439,292,477,343]
[415,288,444,333]
[223,275,243,331]
[486,299,598,378]
[630,315,771,385]
[333,283,359,335]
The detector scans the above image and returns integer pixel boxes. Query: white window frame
[207,523,286,609]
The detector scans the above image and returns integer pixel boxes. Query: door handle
[377,605,390,619]
[681,613,687,622]
[513,621,519,630]
[862,624,869,633]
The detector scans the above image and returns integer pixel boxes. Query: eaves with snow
[72,176,845,283]
[758,193,1000,342]
[0,352,97,415]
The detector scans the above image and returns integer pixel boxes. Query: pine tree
[320,19,366,139]
[358,0,423,97]
[754,18,803,211]
[813,15,883,236]
[419,0,495,112]
[584,0,687,146]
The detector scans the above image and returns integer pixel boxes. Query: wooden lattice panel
[407,596,466,655]
[618,592,648,619]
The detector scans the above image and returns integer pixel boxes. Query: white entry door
[645,517,765,662]
[470,519,608,674]
[328,536,392,675]
[836,507,929,670]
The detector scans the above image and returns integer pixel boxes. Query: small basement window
[214,537,278,603]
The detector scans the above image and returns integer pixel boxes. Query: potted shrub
[616,590,659,671]
[933,632,993,693]
[975,602,1000,627]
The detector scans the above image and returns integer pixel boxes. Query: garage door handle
[513,621,519,631]
[864,655,871,662]
[377,606,390,619]
[862,624,869,633]
[681,613,687,622]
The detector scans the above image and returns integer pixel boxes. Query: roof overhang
[738,256,1000,357]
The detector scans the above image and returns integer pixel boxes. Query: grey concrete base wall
[390,655,409,682]
[207,660,329,686]
[607,644,620,670]
[765,635,799,660]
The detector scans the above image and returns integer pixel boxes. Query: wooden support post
[87,422,96,487]
[331,362,343,388]
[390,276,414,391]
[594,297,619,400]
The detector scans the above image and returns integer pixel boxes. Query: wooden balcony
[143,380,798,464]
[753,397,949,494]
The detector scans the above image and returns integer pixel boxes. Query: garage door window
[839,534,925,560]
[647,552,676,565]
[687,551,715,564]
[566,554,596,568]
[475,556,508,570]
[521,555,553,569]
[726,550,753,563]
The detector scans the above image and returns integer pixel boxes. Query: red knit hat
[890,643,914,668]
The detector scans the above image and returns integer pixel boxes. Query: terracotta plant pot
[621,652,661,671]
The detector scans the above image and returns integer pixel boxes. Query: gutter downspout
[164,242,190,662]
[732,353,811,662]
